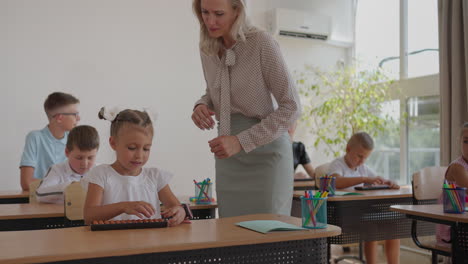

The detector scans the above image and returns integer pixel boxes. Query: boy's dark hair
[347,132,374,150]
[66,125,100,151]
[98,108,153,137]
[44,92,80,116]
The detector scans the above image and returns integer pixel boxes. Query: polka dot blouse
[195,31,301,153]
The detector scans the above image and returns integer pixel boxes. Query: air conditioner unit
[268,8,331,41]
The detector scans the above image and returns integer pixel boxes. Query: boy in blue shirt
[19,92,80,190]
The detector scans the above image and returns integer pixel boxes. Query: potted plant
[295,63,399,158]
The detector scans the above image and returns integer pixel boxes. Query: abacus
[90,219,167,231]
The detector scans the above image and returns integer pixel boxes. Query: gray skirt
[216,114,294,217]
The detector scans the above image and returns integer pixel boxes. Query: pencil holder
[442,187,466,214]
[319,177,336,197]
[194,182,213,204]
[300,196,327,229]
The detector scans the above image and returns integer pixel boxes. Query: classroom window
[355,0,399,78]
[367,100,401,183]
[407,95,440,178]
[356,0,440,183]
[408,0,439,78]
[356,0,439,79]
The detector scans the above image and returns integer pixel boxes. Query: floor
[330,237,435,264]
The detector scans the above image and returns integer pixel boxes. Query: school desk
[293,178,316,190]
[0,200,218,231]
[176,195,218,219]
[391,204,468,263]
[0,190,29,204]
[0,203,66,231]
[0,214,341,264]
[291,185,434,260]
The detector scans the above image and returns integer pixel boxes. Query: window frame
[356,0,440,183]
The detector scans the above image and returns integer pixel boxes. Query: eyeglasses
[52,112,80,118]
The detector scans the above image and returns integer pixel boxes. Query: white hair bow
[100,106,158,124]
[142,107,158,125]
[100,106,122,122]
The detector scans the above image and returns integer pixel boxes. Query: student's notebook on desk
[236,220,306,234]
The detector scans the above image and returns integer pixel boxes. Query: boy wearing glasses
[19,92,80,190]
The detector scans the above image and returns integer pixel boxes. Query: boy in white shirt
[327,132,399,264]
[328,132,399,189]
[36,125,99,204]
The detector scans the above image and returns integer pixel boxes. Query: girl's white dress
[84,164,172,220]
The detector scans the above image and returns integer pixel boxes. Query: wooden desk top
[294,180,316,188]
[0,214,341,264]
[0,190,29,199]
[0,203,64,220]
[390,204,468,224]
[0,196,216,220]
[294,185,412,201]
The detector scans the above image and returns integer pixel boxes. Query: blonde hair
[192,0,258,55]
[460,122,468,138]
[347,132,374,150]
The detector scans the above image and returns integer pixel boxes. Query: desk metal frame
[402,213,468,264]
[0,197,28,204]
[292,195,434,262]
[0,208,215,231]
[0,217,69,231]
[43,238,328,264]
[192,207,216,220]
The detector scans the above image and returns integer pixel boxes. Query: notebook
[236,220,306,234]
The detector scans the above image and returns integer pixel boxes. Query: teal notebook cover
[236,220,306,234]
[334,191,364,196]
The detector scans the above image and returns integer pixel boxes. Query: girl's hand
[192,104,215,130]
[363,176,385,185]
[161,205,186,227]
[208,136,242,159]
[121,201,155,219]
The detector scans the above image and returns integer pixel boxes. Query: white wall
[1,0,217,194]
[1,0,354,191]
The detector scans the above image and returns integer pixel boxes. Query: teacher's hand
[192,104,215,130]
[209,136,242,159]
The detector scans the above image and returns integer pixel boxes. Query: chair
[411,166,451,263]
[314,162,331,189]
[28,179,42,204]
[64,181,86,223]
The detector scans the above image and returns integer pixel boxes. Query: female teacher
[191,0,301,217]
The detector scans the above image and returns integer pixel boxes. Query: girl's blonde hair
[192,0,258,55]
[98,108,153,137]
[461,122,468,138]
